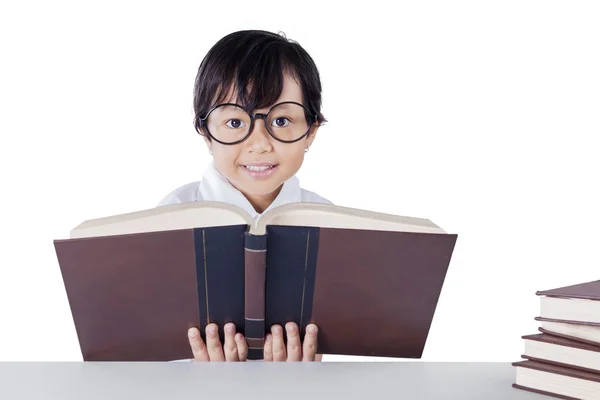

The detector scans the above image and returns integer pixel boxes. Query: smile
[243,165,276,171]
[240,163,279,178]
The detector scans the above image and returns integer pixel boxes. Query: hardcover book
[53,201,457,361]
[513,359,600,399]
[521,333,600,374]
[536,280,600,325]
[536,319,600,348]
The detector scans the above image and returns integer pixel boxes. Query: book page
[253,203,446,235]
[69,201,252,239]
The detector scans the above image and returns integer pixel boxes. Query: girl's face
[204,74,318,212]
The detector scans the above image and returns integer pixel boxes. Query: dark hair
[192,30,326,137]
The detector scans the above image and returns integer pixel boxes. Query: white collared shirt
[158,162,332,216]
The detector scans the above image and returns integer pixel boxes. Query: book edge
[254,202,448,235]
[70,201,252,237]
[512,360,600,383]
[522,333,600,352]
[535,279,600,300]
[511,383,579,400]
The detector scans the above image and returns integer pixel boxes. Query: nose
[244,115,273,153]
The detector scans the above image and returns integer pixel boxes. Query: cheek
[212,147,242,170]
[274,144,305,168]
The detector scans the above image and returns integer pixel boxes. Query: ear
[305,123,320,149]
[202,135,212,152]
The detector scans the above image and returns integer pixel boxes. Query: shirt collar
[198,161,302,219]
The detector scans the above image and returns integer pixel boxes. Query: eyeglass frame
[198,101,319,145]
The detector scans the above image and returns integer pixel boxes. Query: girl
[158,30,331,362]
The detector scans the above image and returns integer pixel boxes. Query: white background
[1,0,599,362]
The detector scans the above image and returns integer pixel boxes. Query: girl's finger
[188,327,209,361]
[236,333,248,361]
[285,322,302,361]
[223,323,238,361]
[302,324,318,361]
[205,323,225,361]
[263,333,273,361]
[271,324,286,361]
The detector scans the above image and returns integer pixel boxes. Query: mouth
[240,163,279,178]
[241,162,278,170]
[242,164,277,171]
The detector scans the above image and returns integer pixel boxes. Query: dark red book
[521,333,600,374]
[536,280,600,324]
[513,359,600,399]
[54,202,457,361]
[535,318,600,349]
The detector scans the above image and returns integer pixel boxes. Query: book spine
[244,233,267,360]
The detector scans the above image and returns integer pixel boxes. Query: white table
[0,361,548,399]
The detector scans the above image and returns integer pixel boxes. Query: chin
[234,166,288,193]
[239,181,284,197]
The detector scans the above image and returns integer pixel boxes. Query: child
[158,30,331,362]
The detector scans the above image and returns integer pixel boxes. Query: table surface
[0,361,548,399]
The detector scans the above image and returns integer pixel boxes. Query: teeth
[245,165,273,171]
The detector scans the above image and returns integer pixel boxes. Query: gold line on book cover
[300,230,311,328]
[245,248,266,253]
[203,229,210,326]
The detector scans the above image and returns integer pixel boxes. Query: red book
[513,359,600,399]
[535,280,600,348]
[521,333,600,374]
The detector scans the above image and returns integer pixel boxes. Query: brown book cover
[54,225,247,361]
[512,359,600,399]
[536,316,600,328]
[301,226,456,358]
[536,280,600,300]
[54,229,201,361]
[54,202,457,361]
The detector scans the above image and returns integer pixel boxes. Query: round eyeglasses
[198,101,317,145]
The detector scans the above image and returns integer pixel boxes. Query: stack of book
[512,279,600,399]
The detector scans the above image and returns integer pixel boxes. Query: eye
[271,117,290,127]
[226,119,246,129]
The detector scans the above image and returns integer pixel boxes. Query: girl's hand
[187,321,320,362]
[188,322,248,361]
[263,322,319,361]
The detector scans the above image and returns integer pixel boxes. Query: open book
[54,201,458,361]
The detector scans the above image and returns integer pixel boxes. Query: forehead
[220,73,303,110]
